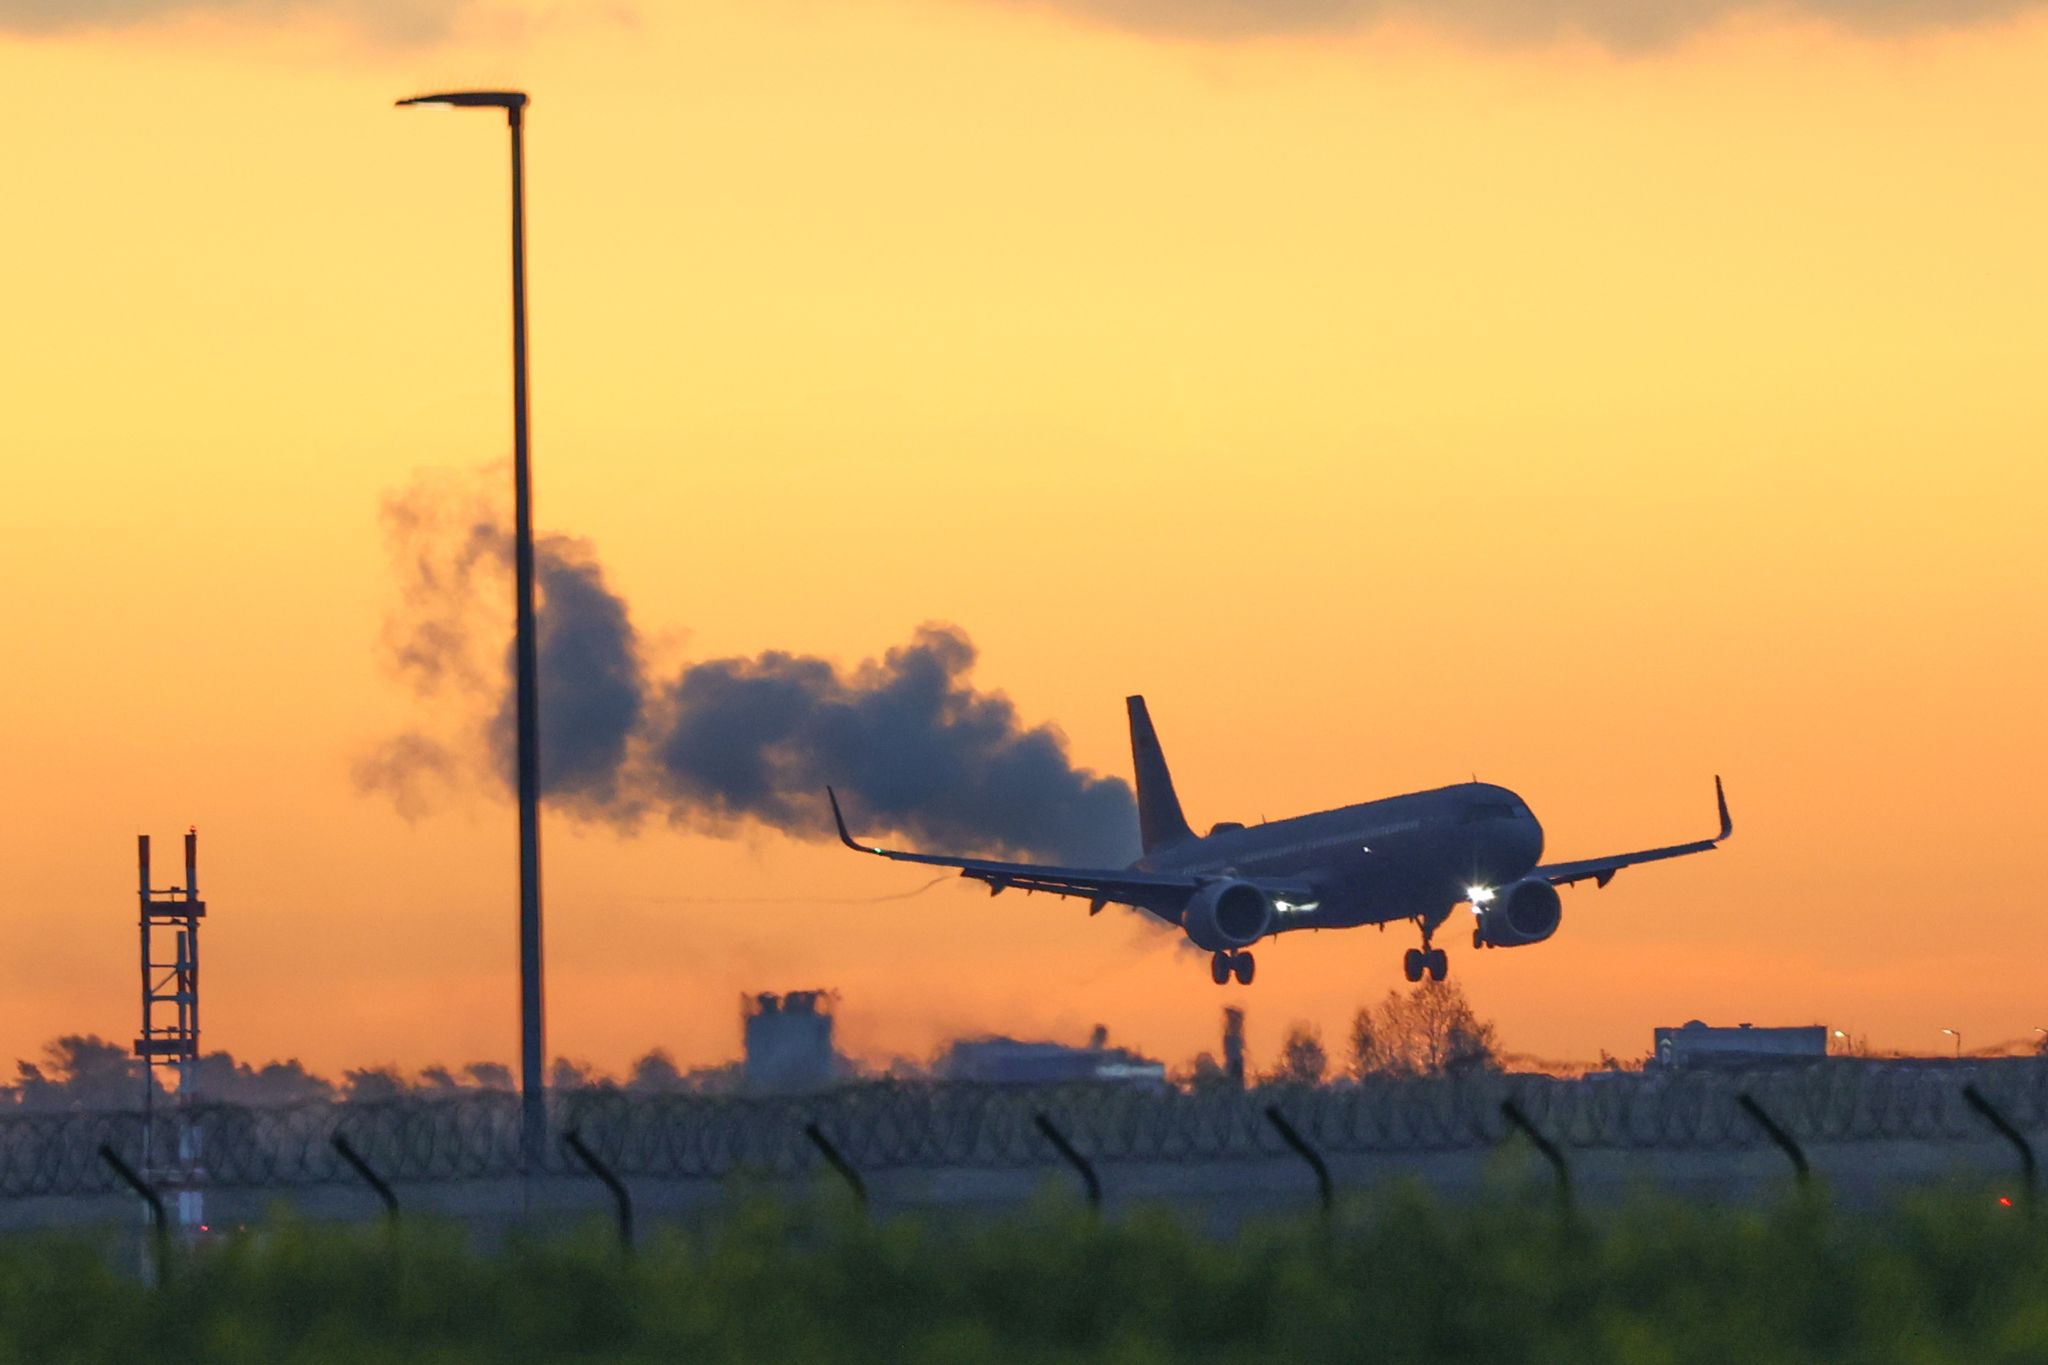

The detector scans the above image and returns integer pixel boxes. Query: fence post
[99,1144,169,1285]
[1033,1113,1102,1212]
[804,1123,867,1212]
[1264,1105,1334,1219]
[1963,1085,2037,1216]
[1499,1099,1572,1214]
[564,1128,634,1252]
[331,1136,400,1223]
[1737,1094,1811,1186]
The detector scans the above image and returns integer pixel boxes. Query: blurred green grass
[1,1187,2042,1364]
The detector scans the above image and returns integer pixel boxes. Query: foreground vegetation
[0,1189,2042,1363]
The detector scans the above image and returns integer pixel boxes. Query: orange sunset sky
[2,0,2044,1082]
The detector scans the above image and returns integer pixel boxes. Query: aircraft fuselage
[1134,782,1546,933]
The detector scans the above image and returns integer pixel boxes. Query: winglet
[1714,776,1732,842]
[826,787,876,854]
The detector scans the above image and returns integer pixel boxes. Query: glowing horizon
[1,0,2044,1084]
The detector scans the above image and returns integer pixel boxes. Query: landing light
[1467,886,1495,906]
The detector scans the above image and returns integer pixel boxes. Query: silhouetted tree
[464,1062,515,1091]
[12,1035,146,1111]
[416,1066,463,1094]
[1349,981,1501,1078]
[1270,1023,1328,1086]
[342,1067,407,1103]
[627,1049,686,1093]
[550,1057,614,1093]
[187,1052,334,1106]
[685,1061,745,1093]
[1348,1009,1395,1080]
[1181,1051,1236,1094]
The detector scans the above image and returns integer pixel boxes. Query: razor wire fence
[4,1060,2044,1200]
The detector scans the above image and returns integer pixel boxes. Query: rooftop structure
[742,990,842,1094]
[1222,1006,1246,1088]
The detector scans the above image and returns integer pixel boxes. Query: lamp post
[396,88,545,1173]
[1941,1027,1961,1060]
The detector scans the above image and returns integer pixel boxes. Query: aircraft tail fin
[1127,696,1195,854]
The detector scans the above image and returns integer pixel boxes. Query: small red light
[1998,1197,2013,1209]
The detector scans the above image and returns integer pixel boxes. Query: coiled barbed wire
[4,1060,2041,1198]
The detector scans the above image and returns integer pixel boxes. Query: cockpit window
[1461,801,1518,824]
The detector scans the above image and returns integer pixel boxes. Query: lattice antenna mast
[135,831,205,1166]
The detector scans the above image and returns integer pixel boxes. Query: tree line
[1,980,1504,1112]
[1186,980,1501,1089]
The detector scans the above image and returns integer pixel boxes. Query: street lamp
[1941,1027,1961,1060]
[396,88,546,1173]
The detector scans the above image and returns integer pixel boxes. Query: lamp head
[397,90,529,114]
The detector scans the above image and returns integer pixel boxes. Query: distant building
[936,1026,1167,1087]
[742,991,841,1093]
[1653,1020,1828,1070]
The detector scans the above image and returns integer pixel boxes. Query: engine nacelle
[1473,879,1563,948]
[1181,880,1276,952]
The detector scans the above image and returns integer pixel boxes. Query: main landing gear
[1403,914,1449,983]
[1209,950,1255,986]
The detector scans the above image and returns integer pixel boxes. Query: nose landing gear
[1209,950,1256,985]
[1403,914,1450,983]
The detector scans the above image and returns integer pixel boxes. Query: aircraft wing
[827,788,1314,920]
[1530,777,1732,890]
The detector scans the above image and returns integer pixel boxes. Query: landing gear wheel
[1425,948,1448,982]
[1403,948,1424,983]
[1232,952,1255,986]
[1210,952,1231,986]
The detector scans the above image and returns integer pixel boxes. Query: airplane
[829,696,1731,986]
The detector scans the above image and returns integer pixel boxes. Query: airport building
[1652,1020,1828,1070]
[936,1026,1167,1087]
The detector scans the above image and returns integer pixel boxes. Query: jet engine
[1181,880,1276,952]
[1472,879,1563,948]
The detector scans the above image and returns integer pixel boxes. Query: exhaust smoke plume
[650,626,1138,865]
[487,539,647,816]
[995,0,2048,50]
[357,472,1140,867]
[0,0,474,43]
